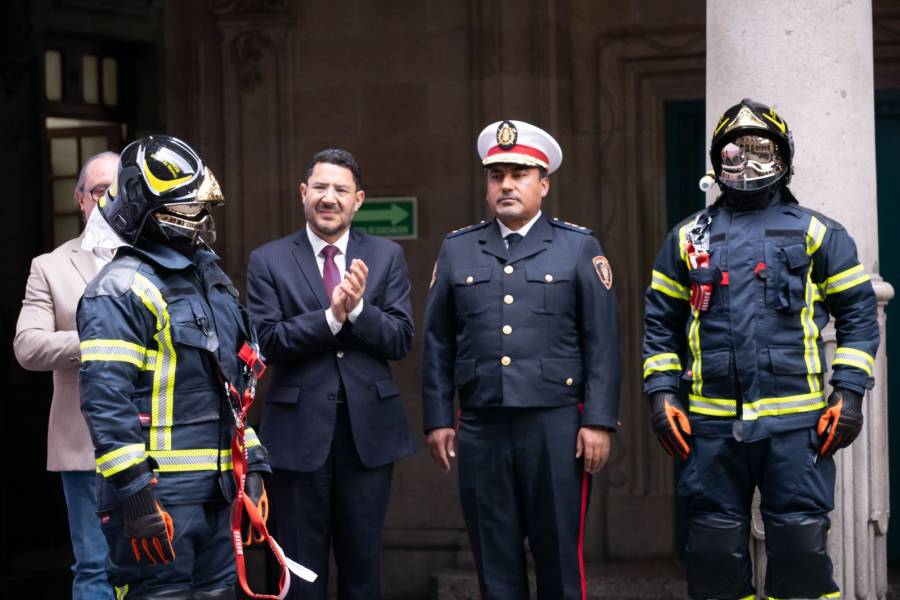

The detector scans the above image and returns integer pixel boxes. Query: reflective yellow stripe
[833,346,875,376]
[116,584,129,599]
[742,391,826,420]
[651,269,689,301]
[80,339,158,370]
[688,309,702,397]
[803,218,826,394]
[149,448,234,472]
[824,264,870,295]
[806,216,826,255]
[688,394,737,417]
[643,352,682,378]
[245,428,262,448]
[769,593,840,600]
[96,443,146,477]
[800,264,822,394]
[131,273,176,452]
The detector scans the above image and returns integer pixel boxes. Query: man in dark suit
[246,148,415,599]
[422,120,621,599]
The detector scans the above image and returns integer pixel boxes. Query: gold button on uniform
[565,377,574,386]
[502,325,512,335]
[466,275,474,285]
[504,265,514,275]
[501,356,512,366]
[504,294,514,304]
[544,274,554,282]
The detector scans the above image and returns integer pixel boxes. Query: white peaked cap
[477,119,563,174]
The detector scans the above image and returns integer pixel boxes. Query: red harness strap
[227,344,316,599]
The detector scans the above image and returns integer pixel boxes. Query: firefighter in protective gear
[643,99,878,600]
[78,135,271,599]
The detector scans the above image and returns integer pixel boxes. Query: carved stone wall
[161,1,898,597]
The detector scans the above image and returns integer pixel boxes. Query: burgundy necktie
[321,245,341,300]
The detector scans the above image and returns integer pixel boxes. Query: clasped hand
[330,259,368,322]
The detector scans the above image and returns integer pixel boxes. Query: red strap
[227,376,315,598]
[720,271,729,286]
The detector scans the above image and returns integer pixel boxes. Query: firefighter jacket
[642,191,879,441]
[77,241,270,510]
[422,216,621,431]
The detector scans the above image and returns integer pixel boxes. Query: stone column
[707,1,893,598]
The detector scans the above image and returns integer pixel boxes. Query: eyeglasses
[89,185,109,203]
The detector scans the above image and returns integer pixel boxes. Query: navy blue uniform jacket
[642,193,879,441]
[246,228,415,472]
[421,216,621,431]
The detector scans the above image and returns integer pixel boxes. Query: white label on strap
[273,538,318,583]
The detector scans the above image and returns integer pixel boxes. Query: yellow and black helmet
[710,98,794,192]
[99,135,224,245]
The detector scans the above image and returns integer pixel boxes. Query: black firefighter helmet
[709,98,794,193]
[98,135,224,245]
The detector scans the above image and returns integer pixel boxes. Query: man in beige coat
[14,151,122,600]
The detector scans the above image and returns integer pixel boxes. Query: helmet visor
[718,134,786,191]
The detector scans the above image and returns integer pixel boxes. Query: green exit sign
[352,197,417,239]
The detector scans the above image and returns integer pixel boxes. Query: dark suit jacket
[246,228,415,471]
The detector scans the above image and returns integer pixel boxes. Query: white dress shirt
[306,225,364,335]
[497,210,542,248]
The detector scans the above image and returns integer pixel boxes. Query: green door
[664,99,707,555]
[875,89,900,564]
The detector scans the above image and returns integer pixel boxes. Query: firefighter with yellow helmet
[642,99,879,599]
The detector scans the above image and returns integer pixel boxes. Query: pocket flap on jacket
[781,244,810,270]
[265,385,300,405]
[696,349,732,379]
[454,359,477,386]
[375,379,400,399]
[525,266,574,283]
[452,267,492,286]
[540,358,584,385]
[770,346,820,375]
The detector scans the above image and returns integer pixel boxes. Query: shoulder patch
[549,217,593,235]
[593,256,613,289]
[446,220,490,238]
[84,255,141,299]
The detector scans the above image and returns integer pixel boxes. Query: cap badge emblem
[496,120,518,150]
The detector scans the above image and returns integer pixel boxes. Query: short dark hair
[304,149,362,190]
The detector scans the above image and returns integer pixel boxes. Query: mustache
[496,195,521,204]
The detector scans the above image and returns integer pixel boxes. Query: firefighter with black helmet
[77,135,271,599]
[642,99,879,599]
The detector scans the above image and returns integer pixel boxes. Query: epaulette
[549,217,592,234]
[83,254,141,298]
[446,220,490,238]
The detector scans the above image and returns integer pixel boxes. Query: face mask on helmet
[151,165,225,246]
[718,134,787,191]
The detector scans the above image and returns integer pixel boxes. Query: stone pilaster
[707,1,891,597]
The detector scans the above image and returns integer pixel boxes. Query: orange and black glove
[649,391,692,460]
[243,471,269,546]
[121,483,175,565]
[817,388,864,457]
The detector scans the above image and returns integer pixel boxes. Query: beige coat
[14,236,98,472]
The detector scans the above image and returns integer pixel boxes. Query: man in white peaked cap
[421,119,622,599]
